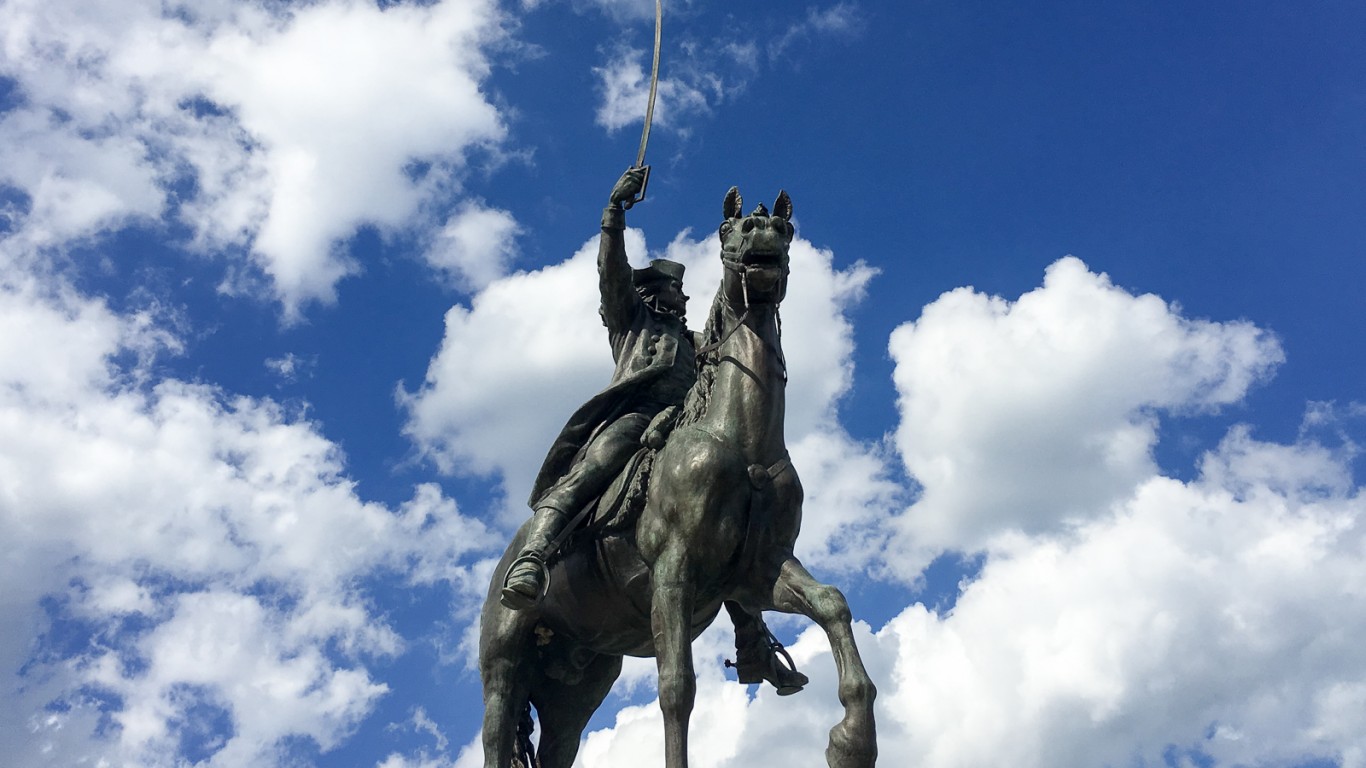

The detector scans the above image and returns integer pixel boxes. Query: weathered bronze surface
[479,169,878,768]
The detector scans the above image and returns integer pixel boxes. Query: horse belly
[540,535,724,657]
[540,535,654,656]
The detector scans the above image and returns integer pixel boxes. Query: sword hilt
[622,165,651,210]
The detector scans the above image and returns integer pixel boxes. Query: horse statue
[479,185,877,768]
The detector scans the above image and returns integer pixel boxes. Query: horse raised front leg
[651,549,697,768]
[771,557,877,768]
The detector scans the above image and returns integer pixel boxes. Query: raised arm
[598,167,648,333]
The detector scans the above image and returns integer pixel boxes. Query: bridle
[697,256,790,380]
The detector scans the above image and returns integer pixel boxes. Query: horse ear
[773,190,793,221]
[723,186,743,220]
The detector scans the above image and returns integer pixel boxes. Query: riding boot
[725,602,809,695]
[500,506,569,611]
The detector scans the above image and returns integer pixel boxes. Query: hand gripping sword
[622,0,662,210]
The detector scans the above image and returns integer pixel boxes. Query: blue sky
[2,1,1365,766]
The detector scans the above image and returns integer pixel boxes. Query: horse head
[718,187,793,308]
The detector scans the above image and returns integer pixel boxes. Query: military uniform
[502,200,695,611]
[527,208,696,517]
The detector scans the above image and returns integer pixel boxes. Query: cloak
[527,222,695,507]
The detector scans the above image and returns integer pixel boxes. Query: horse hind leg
[479,595,539,767]
[771,557,877,768]
[530,652,624,768]
[480,653,529,768]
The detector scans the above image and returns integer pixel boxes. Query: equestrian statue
[479,168,878,767]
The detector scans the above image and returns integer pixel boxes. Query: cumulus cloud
[400,233,618,521]
[0,0,509,316]
[425,201,523,292]
[0,266,496,765]
[570,258,1364,768]
[788,428,902,574]
[871,426,1366,768]
[888,256,1283,569]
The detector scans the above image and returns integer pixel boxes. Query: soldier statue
[499,167,808,694]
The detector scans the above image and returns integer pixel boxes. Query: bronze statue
[479,170,878,767]
[500,168,693,612]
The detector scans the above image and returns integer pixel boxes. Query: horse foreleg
[651,551,697,768]
[771,557,877,768]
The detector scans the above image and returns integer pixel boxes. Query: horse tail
[515,702,537,768]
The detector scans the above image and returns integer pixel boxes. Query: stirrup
[500,553,551,610]
[767,642,808,696]
[726,629,808,696]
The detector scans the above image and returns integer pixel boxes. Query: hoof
[826,716,877,768]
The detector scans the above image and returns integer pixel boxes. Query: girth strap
[736,452,792,575]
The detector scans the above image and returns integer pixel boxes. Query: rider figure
[500,166,691,611]
[500,168,808,695]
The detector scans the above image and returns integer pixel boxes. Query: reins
[694,259,789,380]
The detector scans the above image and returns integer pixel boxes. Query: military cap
[632,258,686,288]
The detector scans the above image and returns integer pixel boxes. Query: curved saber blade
[624,0,661,209]
[636,0,662,167]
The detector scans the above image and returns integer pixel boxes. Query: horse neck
[697,292,787,462]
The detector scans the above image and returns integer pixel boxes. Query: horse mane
[677,289,727,428]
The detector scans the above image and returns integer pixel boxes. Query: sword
[622,0,662,210]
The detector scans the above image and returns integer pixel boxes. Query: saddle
[551,445,655,562]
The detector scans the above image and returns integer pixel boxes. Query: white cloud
[589,2,863,139]
[887,256,1283,570]
[594,50,713,134]
[788,428,902,574]
[264,351,316,383]
[864,428,1366,768]
[0,265,497,765]
[768,3,864,60]
[0,0,510,316]
[377,707,457,768]
[425,201,522,292]
[567,277,1365,768]
[400,234,617,522]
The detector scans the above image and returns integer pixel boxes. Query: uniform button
[650,333,661,343]
[646,346,658,355]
